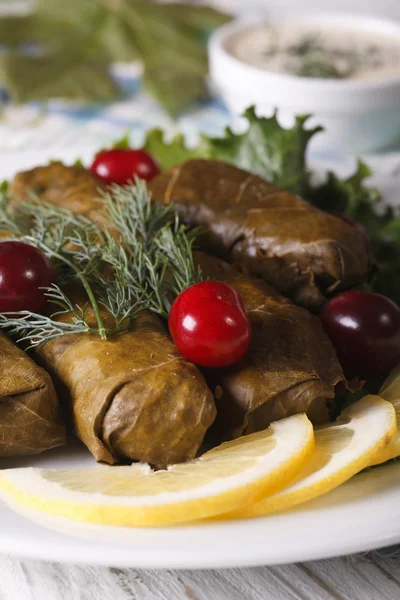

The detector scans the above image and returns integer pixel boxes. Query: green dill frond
[0,179,202,345]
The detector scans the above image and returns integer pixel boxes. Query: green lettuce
[144,106,321,195]
[143,106,400,304]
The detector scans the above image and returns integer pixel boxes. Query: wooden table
[1,552,399,599]
[1,3,400,600]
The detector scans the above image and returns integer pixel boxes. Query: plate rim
[0,149,400,569]
[0,459,400,569]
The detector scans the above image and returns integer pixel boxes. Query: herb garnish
[0,180,201,347]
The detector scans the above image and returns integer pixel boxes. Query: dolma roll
[10,162,107,228]
[10,163,216,468]
[150,159,371,310]
[194,252,345,439]
[9,161,342,449]
[0,332,65,456]
[38,301,215,468]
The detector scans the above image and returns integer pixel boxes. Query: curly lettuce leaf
[143,106,322,194]
[308,161,388,238]
[144,129,212,170]
[142,106,400,306]
[308,163,400,304]
[207,107,322,195]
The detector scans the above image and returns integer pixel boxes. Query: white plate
[0,150,400,569]
[1,443,400,569]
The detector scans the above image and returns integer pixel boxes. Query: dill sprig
[155,218,203,298]
[1,196,109,340]
[0,180,202,347]
[0,285,94,348]
[100,180,202,317]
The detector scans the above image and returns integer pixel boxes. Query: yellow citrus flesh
[228,395,396,520]
[0,413,314,527]
[371,364,400,465]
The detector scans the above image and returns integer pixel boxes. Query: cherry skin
[320,290,400,377]
[90,148,160,186]
[0,241,52,313]
[169,281,252,368]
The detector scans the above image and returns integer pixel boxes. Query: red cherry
[90,148,160,185]
[320,290,400,377]
[169,281,252,368]
[0,241,52,313]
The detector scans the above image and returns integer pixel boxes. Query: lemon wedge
[229,395,396,519]
[0,413,314,527]
[370,364,400,465]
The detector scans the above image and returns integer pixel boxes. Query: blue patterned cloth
[2,63,400,211]
[0,65,232,152]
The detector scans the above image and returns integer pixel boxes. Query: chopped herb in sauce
[267,34,387,79]
[228,25,400,81]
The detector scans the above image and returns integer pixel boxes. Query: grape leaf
[142,106,400,306]
[2,53,119,103]
[308,161,386,237]
[306,162,400,303]
[143,65,207,115]
[120,1,213,113]
[0,1,231,113]
[0,16,35,46]
[97,12,141,62]
[143,109,384,238]
[34,0,97,20]
[156,4,232,32]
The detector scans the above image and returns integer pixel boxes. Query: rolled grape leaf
[9,161,341,451]
[0,332,65,456]
[195,252,345,439]
[37,303,215,468]
[10,163,216,468]
[149,159,371,310]
[1,53,119,104]
[10,162,107,227]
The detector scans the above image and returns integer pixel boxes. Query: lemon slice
[370,364,400,465]
[0,413,314,527]
[229,395,396,519]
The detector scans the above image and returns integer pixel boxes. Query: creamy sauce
[227,24,400,81]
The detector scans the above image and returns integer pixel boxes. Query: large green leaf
[157,3,231,32]
[97,12,141,62]
[0,0,231,113]
[0,16,34,46]
[143,65,207,115]
[121,1,212,113]
[1,53,119,103]
[35,0,99,22]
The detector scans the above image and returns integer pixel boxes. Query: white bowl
[209,13,400,153]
